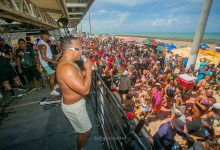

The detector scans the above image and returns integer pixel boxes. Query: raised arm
[60,61,92,96]
[38,44,56,64]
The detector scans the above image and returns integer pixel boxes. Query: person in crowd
[0,36,26,96]
[196,83,211,96]
[15,39,44,91]
[186,118,214,139]
[153,119,194,150]
[192,89,216,120]
[163,79,176,108]
[171,85,186,122]
[37,30,60,96]
[102,66,112,90]
[151,83,163,115]
[118,70,131,105]
[26,36,34,49]
[197,75,212,90]
[138,91,152,119]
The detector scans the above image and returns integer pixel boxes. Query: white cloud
[81,11,129,33]
[142,15,191,27]
[97,9,108,14]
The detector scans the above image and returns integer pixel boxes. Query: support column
[89,11,91,35]
[186,0,213,69]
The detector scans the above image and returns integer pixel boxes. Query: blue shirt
[182,59,188,68]
[200,62,208,69]
[153,122,189,149]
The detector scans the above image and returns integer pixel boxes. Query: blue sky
[79,0,220,34]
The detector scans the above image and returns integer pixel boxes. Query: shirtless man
[56,37,92,150]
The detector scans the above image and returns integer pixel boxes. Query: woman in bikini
[163,79,176,108]
[192,90,216,120]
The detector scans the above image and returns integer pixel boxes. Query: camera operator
[56,37,92,150]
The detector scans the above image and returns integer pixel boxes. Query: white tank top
[37,39,53,67]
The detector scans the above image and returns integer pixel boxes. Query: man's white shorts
[62,98,92,133]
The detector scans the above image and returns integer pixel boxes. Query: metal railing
[91,71,153,150]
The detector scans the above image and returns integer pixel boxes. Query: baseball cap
[123,70,129,76]
[126,112,136,120]
[155,83,161,86]
[40,30,50,35]
[172,119,185,131]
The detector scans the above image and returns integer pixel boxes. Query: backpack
[21,52,34,68]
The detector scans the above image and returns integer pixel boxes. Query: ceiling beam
[67,3,87,8]
[69,12,84,15]
[0,0,58,28]
[69,17,81,20]
[40,8,62,14]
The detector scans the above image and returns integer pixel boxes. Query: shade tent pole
[186,0,213,69]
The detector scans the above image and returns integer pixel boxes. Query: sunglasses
[69,48,81,51]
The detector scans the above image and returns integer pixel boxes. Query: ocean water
[118,32,220,42]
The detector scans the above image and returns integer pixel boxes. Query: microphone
[80,55,87,62]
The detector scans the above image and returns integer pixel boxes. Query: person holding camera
[56,37,92,150]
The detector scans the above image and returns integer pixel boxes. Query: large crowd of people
[0,32,220,149]
[80,35,220,149]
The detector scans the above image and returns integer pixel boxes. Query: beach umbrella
[159,42,166,47]
[166,44,177,51]
[200,43,210,49]
[145,39,158,46]
[157,46,163,52]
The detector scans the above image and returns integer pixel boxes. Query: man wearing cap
[56,37,92,150]
[37,30,60,96]
[153,119,194,150]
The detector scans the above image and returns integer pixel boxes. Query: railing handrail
[94,71,130,124]
[92,71,151,150]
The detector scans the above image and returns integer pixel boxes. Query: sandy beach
[117,36,220,64]
[118,36,218,50]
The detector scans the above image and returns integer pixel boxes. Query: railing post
[94,71,98,115]
[134,119,145,135]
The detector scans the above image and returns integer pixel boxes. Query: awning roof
[0,0,94,33]
[29,0,64,20]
